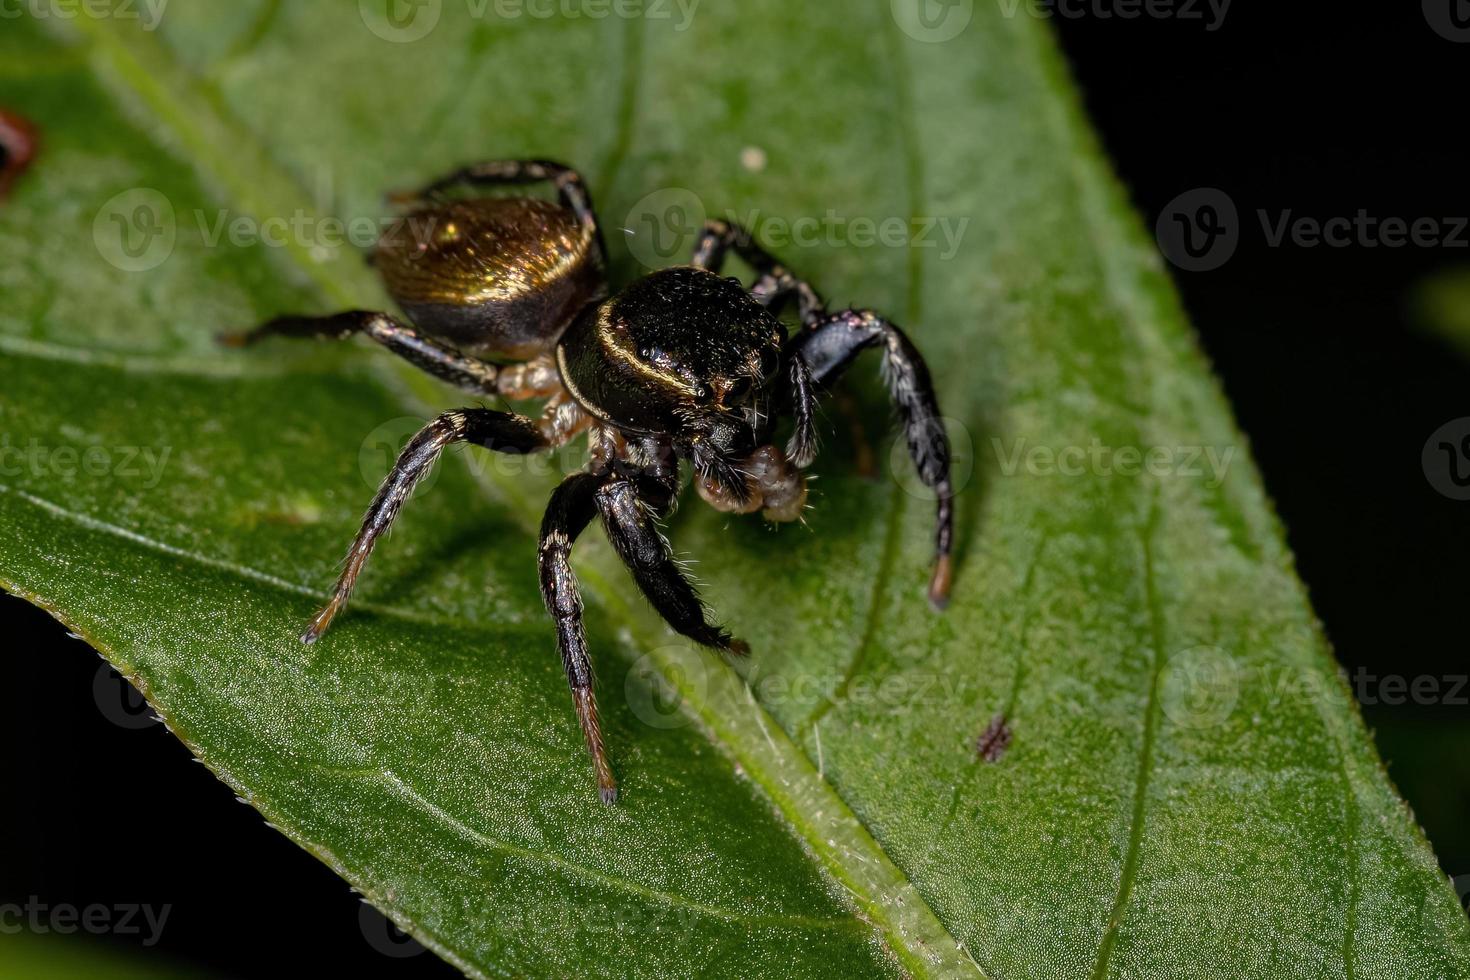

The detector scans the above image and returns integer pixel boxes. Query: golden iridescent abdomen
[375,197,605,359]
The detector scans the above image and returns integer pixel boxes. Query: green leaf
[2,3,1467,977]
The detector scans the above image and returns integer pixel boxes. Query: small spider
[222,160,954,803]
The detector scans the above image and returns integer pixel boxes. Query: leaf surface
[1,3,1467,977]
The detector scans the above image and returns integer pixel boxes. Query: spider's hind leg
[391,159,605,262]
[218,310,501,396]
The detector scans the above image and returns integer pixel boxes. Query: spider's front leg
[792,309,956,608]
[595,476,748,656]
[538,443,744,806]
[599,436,747,653]
[302,407,563,644]
[538,470,619,803]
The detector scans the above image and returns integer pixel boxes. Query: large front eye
[758,347,781,381]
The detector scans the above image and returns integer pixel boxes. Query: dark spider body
[223,160,954,803]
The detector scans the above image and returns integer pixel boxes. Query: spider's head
[556,265,786,497]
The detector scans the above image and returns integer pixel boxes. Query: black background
[6,4,1469,975]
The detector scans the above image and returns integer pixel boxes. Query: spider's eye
[758,347,781,380]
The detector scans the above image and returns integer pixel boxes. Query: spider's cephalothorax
[223,160,954,803]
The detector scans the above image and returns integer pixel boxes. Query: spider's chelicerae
[223,160,954,803]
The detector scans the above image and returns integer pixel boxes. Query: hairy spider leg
[692,219,953,605]
[218,310,502,396]
[300,408,557,644]
[540,444,745,806]
[689,220,823,467]
[538,471,618,803]
[791,309,955,608]
[595,477,747,655]
[692,219,826,326]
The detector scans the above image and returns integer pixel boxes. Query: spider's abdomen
[557,265,784,434]
[375,197,605,359]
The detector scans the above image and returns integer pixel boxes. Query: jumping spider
[222,160,954,803]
